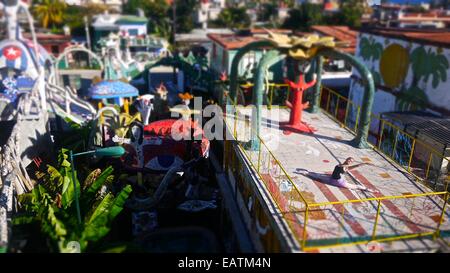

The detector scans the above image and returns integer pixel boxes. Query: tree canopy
[282,1,365,31]
[32,0,67,30]
[211,7,251,30]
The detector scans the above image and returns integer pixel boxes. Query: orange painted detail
[430,214,445,224]
[361,157,372,163]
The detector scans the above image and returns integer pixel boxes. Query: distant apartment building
[92,12,148,46]
[371,4,450,29]
[296,0,340,11]
[64,0,122,12]
[196,0,226,29]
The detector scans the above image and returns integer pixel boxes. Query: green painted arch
[228,40,375,149]
[316,48,375,149]
[228,40,275,104]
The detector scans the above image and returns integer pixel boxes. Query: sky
[386,0,432,3]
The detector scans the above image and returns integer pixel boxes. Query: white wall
[349,33,450,117]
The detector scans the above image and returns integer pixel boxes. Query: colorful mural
[350,33,450,117]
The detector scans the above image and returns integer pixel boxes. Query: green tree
[63,3,110,36]
[123,0,171,39]
[333,0,365,28]
[32,0,67,30]
[282,3,323,31]
[213,7,251,29]
[258,2,278,22]
[173,0,197,34]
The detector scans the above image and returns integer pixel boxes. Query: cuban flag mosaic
[0,45,28,72]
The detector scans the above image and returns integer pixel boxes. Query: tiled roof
[309,25,358,54]
[360,27,450,48]
[250,28,292,35]
[23,33,71,42]
[207,33,263,50]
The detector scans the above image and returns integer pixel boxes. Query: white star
[6,47,18,57]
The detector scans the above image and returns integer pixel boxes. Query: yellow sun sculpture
[265,30,349,60]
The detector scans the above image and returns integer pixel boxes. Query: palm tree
[410,46,449,89]
[33,0,67,30]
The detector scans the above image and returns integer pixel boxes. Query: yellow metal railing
[320,86,450,193]
[238,82,291,109]
[223,88,450,252]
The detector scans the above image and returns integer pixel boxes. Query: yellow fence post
[334,96,340,119]
[378,120,385,150]
[372,200,382,240]
[354,106,361,133]
[326,91,331,113]
[391,129,399,159]
[425,153,433,180]
[407,139,416,172]
[434,192,449,239]
[302,206,309,250]
[344,101,350,127]
[257,138,262,173]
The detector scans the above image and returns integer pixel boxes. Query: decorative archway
[228,36,375,150]
[54,45,104,86]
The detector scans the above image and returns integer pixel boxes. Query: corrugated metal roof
[382,111,450,151]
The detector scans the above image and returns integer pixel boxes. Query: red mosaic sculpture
[282,74,317,135]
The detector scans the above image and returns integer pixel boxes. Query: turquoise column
[317,48,375,149]
[229,41,274,104]
[309,56,324,114]
[247,50,285,151]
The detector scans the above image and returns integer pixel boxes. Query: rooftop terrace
[223,90,450,252]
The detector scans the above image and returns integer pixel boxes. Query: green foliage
[62,3,110,36]
[32,0,67,29]
[282,3,323,31]
[13,149,132,253]
[174,0,197,33]
[258,2,278,22]
[359,36,383,62]
[410,46,449,89]
[396,86,428,111]
[337,0,365,28]
[212,7,251,29]
[282,1,364,31]
[123,0,174,39]
[59,119,94,153]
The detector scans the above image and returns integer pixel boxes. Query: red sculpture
[282,74,317,135]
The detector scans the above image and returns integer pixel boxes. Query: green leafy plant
[59,119,94,153]
[13,149,132,253]
[410,46,449,89]
[359,36,383,62]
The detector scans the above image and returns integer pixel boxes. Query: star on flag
[2,46,22,61]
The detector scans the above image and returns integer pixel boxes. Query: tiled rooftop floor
[226,106,450,252]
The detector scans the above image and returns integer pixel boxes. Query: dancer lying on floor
[330,157,376,192]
